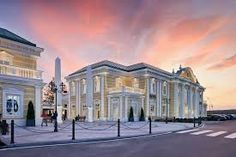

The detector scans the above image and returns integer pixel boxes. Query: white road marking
[191,130,213,135]
[176,129,199,134]
[206,131,227,137]
[224,132,236,139]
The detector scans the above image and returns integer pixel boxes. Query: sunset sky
[0,0,236,110]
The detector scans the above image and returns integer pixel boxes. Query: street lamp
[48,80,66,132]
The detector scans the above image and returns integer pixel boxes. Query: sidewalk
[0,121,195,147]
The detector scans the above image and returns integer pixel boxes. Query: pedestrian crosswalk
[176,129,236,139]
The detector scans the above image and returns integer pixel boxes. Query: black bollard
[117,119,120,137]
[10,120,14,144]
[165,117,168,124]
[193,117,196,128]
[149,117,152,134]
[72,119,75,140]
[173,117,176,123]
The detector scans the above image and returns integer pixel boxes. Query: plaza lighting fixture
[48,80,66,132]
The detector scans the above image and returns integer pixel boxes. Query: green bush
[139,107,145,121]
[128,106,134,122]
[26,101,35,126]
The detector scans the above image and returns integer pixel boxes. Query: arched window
[94,76,100,93]
[163,81,167,95]
[70,81,76,96]
[82,79,86,94]
[150,78,156,94]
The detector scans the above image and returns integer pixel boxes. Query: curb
[0,123,205,150]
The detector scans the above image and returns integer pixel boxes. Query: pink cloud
[207,54,236,70]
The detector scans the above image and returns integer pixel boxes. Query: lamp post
[49,80,65,132]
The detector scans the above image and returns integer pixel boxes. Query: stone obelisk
[55,57,63,123]
[86,65,93,122]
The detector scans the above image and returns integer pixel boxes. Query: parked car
[207,114,226,121]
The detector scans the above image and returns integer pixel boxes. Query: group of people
[41,112,57,126]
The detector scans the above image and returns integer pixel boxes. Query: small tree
[26,101,35,126]
[128,106,134,122]
[139,107,145,121]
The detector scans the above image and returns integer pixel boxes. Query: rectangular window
[94,76,100,93]
[5,94,22,118]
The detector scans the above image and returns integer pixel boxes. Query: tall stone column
[159,80,162,117]
[108,96,111,121]
[125,96,128,121]
[86,66,93,122]
[55,57,63,123]
[180,84,185,118]
[119,95,123,120]
[100,75,105,120]
[35,86,42,126]
[189,86,193,118]
[173,82,178,118]
[195,88,199,117]
[146,78,150,120]
[156,80,160,117]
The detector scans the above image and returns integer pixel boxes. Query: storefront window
[5,94,22,117]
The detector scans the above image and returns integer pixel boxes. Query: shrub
[26,101,35,126]
[139,107,145,121]
[128,106,134,122]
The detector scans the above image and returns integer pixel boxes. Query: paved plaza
[0,121,194,146]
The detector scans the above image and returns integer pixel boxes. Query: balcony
[0,63,42,79]
[108,86,145,95]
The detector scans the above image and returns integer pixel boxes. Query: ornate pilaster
[119,95,123,120]
[180,84,185,118]
[108,96,111,121]
[159,80,162,117]
[125,96,128,121]
[146,77,150,119]
[101,75,105,120]
[35,86,42,126]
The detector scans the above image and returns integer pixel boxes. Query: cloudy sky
[0,0,236,109]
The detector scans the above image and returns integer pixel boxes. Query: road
[1,120,236,157]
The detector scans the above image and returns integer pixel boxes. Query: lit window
[163,81,167,95]
[82,79,86,94]
[116,77,122,87]
[94,76,100,93]
[0,51,13,65]
[133,78,139,88]
[150,78,156,94]
[70,82,76,96]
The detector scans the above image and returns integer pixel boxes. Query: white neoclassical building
[0,28,44,125]
[65,60,206,121]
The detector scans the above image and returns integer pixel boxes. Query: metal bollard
[165,117,168,124]
[117,119,120,137]
[173,117,176,123]
[149,117,152,134]
[72,119,75,140]
[193,117,196,128]
[10,120,14,144]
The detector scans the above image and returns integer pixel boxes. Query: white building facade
[66,60,206,122]
[0,28,44,125]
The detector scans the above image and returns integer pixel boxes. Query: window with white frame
[94,76,100,93]
[150,78,156,94]
[163,81,167,95]
[3,89,24,118]
[133,78,139,88]
[70,81,76,96]
[116,77,122,87]
[0,51,13,65]
[81,79,86,94]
